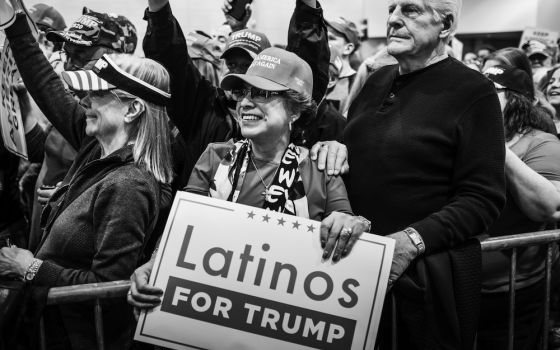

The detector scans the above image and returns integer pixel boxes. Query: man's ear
[124,99,145,123]
[440,15,454,39]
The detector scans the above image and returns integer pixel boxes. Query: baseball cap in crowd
[221,29,271,59]
[522,39,554,60]
[221,47,313,97]
[60,54,171,106]
[327,17,360,47]
[186,31,220,65]
[46,8,137,54]
[484,65,534,100]
[28,3,66,32]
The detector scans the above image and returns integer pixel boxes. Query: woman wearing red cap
[128,47,370,313]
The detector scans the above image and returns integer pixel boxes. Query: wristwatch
[24,259,43,282]
[403,227,425,255]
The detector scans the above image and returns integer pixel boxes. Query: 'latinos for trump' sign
[135,192,394,350]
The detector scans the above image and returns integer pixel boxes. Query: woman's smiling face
[546,68,560,107]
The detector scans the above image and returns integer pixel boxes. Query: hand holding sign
[128,258,164,319]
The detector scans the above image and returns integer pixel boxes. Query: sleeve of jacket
[143,3,221,141]
[5,14,86,151]
[286,0,330,105]
[33,178,158,286]
[25,123,47,163]
[410,91,506,255]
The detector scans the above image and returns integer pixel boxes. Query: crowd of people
[0,0,560,349]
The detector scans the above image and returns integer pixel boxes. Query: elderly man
[345,0,505,348]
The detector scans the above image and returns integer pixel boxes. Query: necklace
[250,154,281,202]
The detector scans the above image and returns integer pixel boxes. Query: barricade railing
[478,229,560,350]
[40,280,130,350]
[39,230,560,350]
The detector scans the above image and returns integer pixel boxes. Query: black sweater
[346,57,506,255]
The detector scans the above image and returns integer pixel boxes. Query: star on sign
[277,218,285,226]
[292,221,300,229]
[262,214,270,222]
[307,224,315,232]
[247,211,255,219]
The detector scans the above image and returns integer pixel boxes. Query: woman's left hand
[0,246,34,278]
[320,212,367,262]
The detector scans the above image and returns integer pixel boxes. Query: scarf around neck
[210,140,309,218]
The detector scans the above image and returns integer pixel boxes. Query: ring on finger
[340,227,352,238]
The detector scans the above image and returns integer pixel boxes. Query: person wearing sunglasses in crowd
[23,8,138,254]
[143,0,347,193]
[0,6,172,349]
[128,47,370,316]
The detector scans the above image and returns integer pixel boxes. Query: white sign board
[0,38,26,159]
[519,27,559,50]
[135,192,394,350]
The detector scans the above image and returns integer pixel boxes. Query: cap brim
[61,70,114,91]
[220,73,289,92]
[220,46,257,60]
[46,31,93,46]
[528,51,550,59]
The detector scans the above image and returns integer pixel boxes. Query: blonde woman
[0,12,172,350]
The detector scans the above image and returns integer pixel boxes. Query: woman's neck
[97,133,129,158]
[250,134,290,163]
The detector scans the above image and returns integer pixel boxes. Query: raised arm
[286,0,329,104]
[143,1,222,141]
[5,14,86,151]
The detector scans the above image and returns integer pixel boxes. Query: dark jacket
[6,14,164,350]
[302,99,346,147]
[142,1,330,188]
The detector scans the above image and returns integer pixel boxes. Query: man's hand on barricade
[128,258,163,320]
[386,230,419,288]
[310,141,349,176]
[320,212,366,262]
[222,0,252,32]
[148,0,169,13]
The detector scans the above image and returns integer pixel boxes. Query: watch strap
[24,258,43,281]
[403,227,425,255]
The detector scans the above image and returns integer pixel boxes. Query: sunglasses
[230,87,283,102]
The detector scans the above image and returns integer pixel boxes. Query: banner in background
[0,0,38,159]
[135,192,394,350]
[0,37,26,159]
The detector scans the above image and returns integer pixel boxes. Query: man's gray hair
[428,0,462,37]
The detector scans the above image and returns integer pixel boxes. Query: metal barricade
[38,230,560,350]
[479,229,560,350]
[40,280,131,350]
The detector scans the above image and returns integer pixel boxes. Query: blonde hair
[108,54,174,184]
